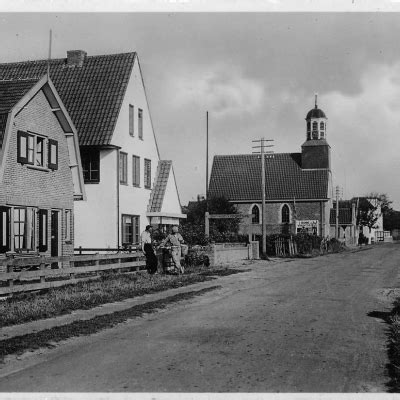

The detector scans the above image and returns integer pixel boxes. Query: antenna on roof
[47,29,52,79]
[314,92,318,108]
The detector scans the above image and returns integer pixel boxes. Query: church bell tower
[301,94,331,170]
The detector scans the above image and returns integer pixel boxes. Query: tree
[365,192,393,214]
[182,196,241,244]
[356,197,380,244]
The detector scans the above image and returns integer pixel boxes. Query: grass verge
[0,266,247,328]
[387,301,400,392]
[0,286,221,362]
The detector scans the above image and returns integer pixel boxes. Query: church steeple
[305,93,327,141]
[302,95,331,170]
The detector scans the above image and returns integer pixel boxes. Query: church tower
[301,95,331,170]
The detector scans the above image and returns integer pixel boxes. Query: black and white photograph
[0,1,400,395]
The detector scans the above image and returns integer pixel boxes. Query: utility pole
[206,111,209,207]
[252,138,274,258]
[335,185,342,239]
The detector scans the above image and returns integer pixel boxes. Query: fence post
[40,257,46,284]
[205,212,210,237]
[7,263,14,289]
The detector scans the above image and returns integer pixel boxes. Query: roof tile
[0,53,136,146]
[208,153,329,201]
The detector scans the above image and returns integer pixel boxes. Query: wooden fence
[0,252,146,296]
[274,237,298,257]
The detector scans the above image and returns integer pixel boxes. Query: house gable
[0,76,86,205]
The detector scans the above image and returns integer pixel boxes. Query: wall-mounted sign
[296,220,319,235]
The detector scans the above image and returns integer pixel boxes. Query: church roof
[306,107,326,119]
[0,52,136,146]
[208,153,330,202]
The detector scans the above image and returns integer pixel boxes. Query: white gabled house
[0,51,185,249]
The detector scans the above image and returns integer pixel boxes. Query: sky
[0,9,400,208]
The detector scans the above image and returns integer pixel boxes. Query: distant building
[0,51,185,248]
[208,98,333,238]
[0,75,85,258]
[329,200,357,244]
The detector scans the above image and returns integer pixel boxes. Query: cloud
[169,64,265,117]
[322,62,400,206]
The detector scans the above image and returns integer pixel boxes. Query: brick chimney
[67,50,87,67]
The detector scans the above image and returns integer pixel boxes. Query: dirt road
[1,243,399,392]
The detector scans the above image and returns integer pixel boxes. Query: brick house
[0,51,185,249]
[0,75,85,258]
[208,99,333,237]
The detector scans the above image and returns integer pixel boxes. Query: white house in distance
[0,51,185,248]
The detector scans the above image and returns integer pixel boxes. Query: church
[208,98,333,238]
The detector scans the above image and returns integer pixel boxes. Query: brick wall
[0,89,74,258]
[235,201,328,236]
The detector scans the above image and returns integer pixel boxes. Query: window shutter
[17,131,29,164]
[0,207,10,253]
[38,209,48,252]
[48,139,58,170]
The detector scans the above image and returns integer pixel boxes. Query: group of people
[140,225,185,275]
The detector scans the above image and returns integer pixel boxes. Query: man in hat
[141,225,158,274]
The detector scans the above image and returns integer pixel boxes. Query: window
[13,208,36,251]
[320,121,325,131]
[312,121,318,131]
[81,148,100,183]
[120,152,128,184]
[17,131,57,169]
[132,155,140,186]
[48,139,58,170]
[65,210,71,242]
[281,204,290,224]
[38,209,48,252]
[129,104,134,136]
[0,207,10,253]
[138,108,143,140]
[121,214,140,245]
[251,205,260,224]
[144,158,151,189]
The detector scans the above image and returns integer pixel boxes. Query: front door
[51,210,59,267]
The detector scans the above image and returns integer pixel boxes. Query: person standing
[160,225,185,274]
[141,225,158,274]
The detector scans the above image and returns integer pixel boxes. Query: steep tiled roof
[148,161,172,212]
[330,209,353,225]
[0,53,136,146]
[0,78,40,145]
[208,153,329,201]
[329,200,356,225]
[0,78,39,113]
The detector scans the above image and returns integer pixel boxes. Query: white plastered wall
[74,149,118,248]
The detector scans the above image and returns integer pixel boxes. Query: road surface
[1,243,400,392]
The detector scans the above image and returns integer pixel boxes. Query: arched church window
[281,204,290,224]
[312,121,318,131]
[252,205,260,224]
